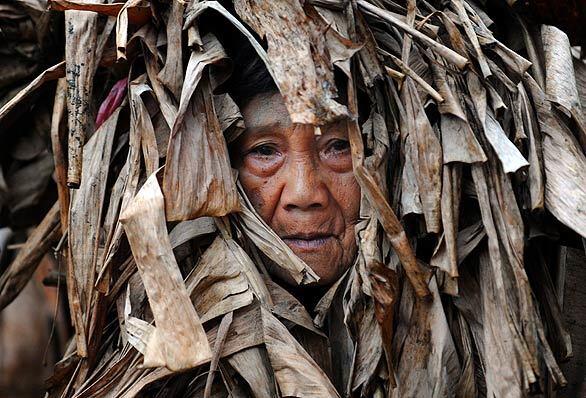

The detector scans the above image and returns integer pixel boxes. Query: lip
[281,233,335,252]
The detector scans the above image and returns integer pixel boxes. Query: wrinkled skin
[231,92,360,286]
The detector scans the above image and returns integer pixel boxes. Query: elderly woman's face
[232,92,360,286]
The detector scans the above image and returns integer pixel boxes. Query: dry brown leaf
[392,277,460,397]
[129,82,159,176]
[401,79,442,233]
[158,0,185,100]
[120,173,212,371]
[116,0,143,61]
[234,0,350,125]
[358,1,468,69]
[237,191,320,285]
[452,0,491,78]
[163,34,239,221]
[227,348,278,398]
[48,0,151,24]
[0,62,65,123]
[0,203,60,310]
[64,9,100,187]
[185,236,266,323]
[169,217,217,249]
[69,104,119,318]
[50,78,70,233]
[517,83,544,211]
[541,25,582,117]
[468,74,529,174]
[204,311,233,398]
[261,307,340,397]
[214,93,245,143]
[525,75,586,238]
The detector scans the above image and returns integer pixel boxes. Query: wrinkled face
[231,92,360,286]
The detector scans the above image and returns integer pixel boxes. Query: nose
[280,152,330,212]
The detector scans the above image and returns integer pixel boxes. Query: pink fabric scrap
[95,78,128,129]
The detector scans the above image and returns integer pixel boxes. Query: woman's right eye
[248,144,277,157]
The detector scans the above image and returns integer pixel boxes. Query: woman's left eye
[326,139,350,154]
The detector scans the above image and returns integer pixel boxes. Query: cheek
[238,169,280,222]
[331,172,360,262]
[243,156,283,177]
[329,171,361,223]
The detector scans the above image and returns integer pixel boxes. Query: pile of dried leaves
[0,0,585,397]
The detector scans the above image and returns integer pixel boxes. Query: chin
[301,256,345,286]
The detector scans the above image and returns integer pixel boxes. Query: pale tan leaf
[541,25,582,116]
[468,74,529,174]
[65,8,101,187]
[120,173,212,371]
[69,104,119,319]
[186,236,268,322]
[525,75,586,238]
[237,191,320,285]
[261,307,340,397]
[234,0,350,125]
[163,34,239,221]
[401,79,442,233]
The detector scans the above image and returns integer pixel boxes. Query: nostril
[284,202,322,211]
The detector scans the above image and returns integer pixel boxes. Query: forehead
[240,91,291,132]
[240,92,347,135]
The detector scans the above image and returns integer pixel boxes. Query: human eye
[325,138,350,155]
[320,137,352,172]
[247,143,279,158]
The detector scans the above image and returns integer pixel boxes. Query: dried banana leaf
[0,203,60,310]
[120,173,212,371]
[233,0,351,125]
[64,8,100,187]
[163,34,239,220]
[236,191,320,285]
[0,1,584,397]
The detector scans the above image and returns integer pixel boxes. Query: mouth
[281,233,335,252]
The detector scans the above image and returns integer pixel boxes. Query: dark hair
[226,45,277,104]
[217,27,277,106]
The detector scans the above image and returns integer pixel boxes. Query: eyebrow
[241,120,348,141]
[243,122,287,136]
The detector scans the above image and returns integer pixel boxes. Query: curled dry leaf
[468,74,529,174]
[163,34,239,221]
[541,25,582,117]
[120,173,212,371]
[524,75,586,237]
[233,0,351,125]
[237,191,320,285]
[186,235,268,322]
[0,62,65,123]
